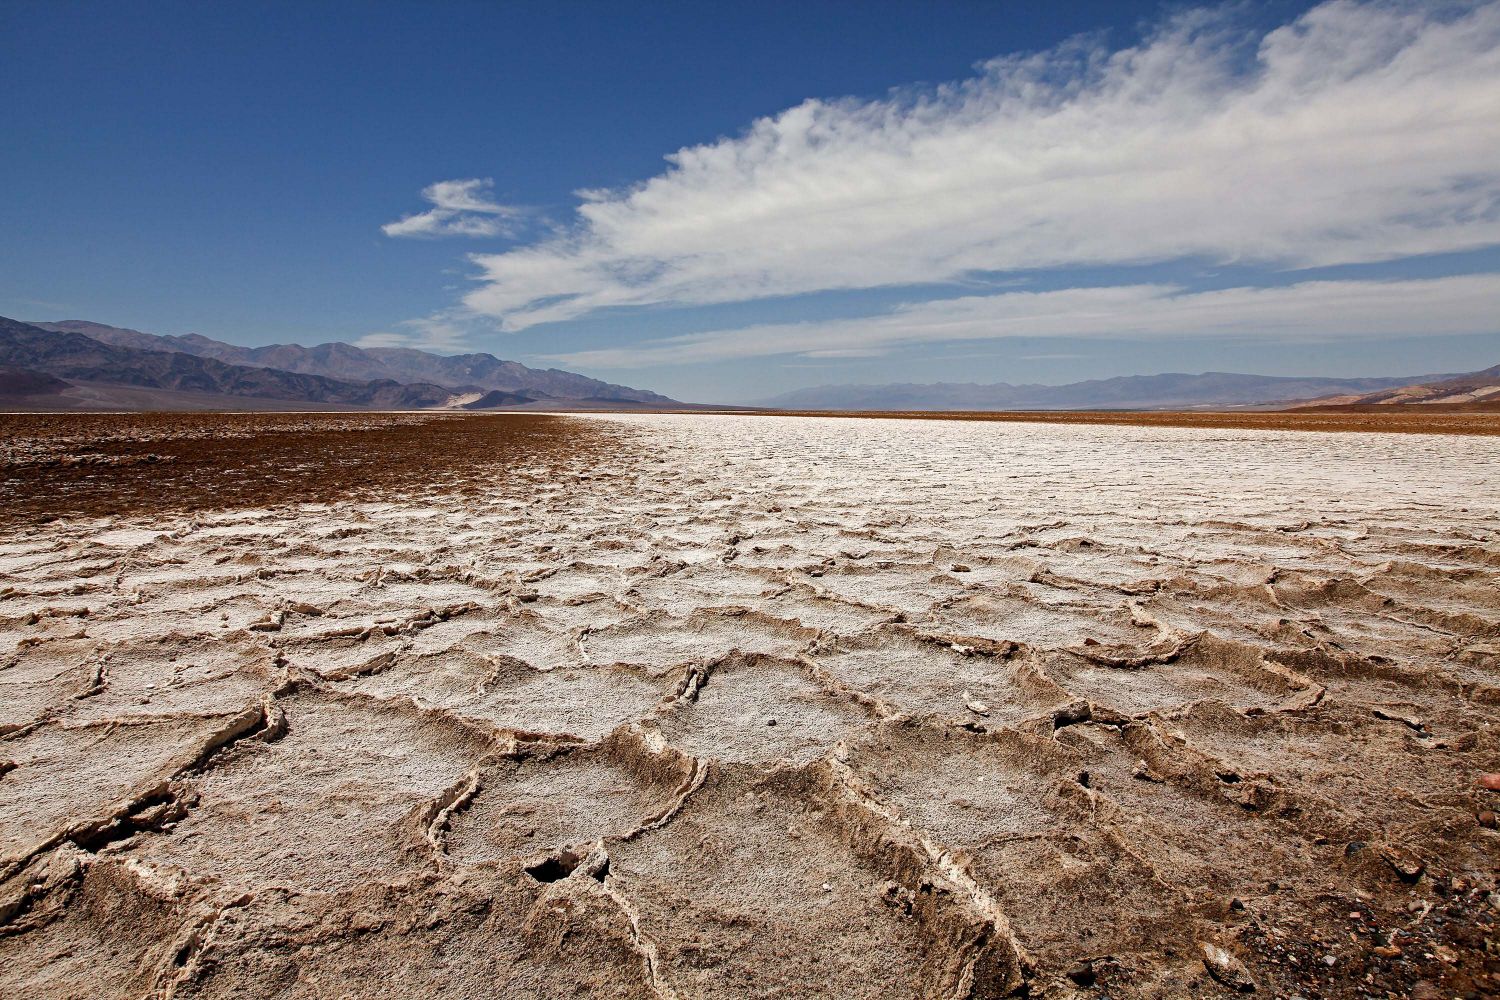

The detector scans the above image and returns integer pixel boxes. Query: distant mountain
[1293,364,1500,410]
[34,320,676,405]
[758,371,1454,411]
[1,316,453,408]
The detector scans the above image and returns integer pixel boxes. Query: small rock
[1378,845,1425,883]
[1132,759,1165,783]
[1322,954,1337,968]
[1480,810,1499,828]
[1478,773,1500,791]
[821,882,832,892]
[1372,944,1402,959]
[951,564,971,573]
[1199,942,1257,992]
[1065,961,1096,987]
[766,718,777,727]
[962,691,990,717]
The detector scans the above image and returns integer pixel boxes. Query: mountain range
[0,317,679,410]
[4,313,1495,414]
[31,320,676,404]
[756,370,1464,411]
[0,317,461,408]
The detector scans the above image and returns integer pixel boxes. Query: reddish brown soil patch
[0,412,604,527]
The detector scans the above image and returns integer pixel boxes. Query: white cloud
[458,1,1500,331]
[382,178,521,239]
[542,273,1500,368]
[354,316,475,352]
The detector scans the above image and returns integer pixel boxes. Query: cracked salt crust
[2,413,1499,998]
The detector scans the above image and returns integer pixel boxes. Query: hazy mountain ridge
[35,320,675,404]
[759,370,1458,411]
[1,317,454,408]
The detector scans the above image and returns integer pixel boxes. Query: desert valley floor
[1,411,1498,999]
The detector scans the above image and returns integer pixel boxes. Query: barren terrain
[2,411,1498,998]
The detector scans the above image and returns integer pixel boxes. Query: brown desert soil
[1,411,1497,999]
[0,412,605,527]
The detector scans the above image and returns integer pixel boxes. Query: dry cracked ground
[2,411,1499,999]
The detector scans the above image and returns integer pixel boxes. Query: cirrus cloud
[382,178,522,239]
[542,273,1500,369]
[455,0,1500,334]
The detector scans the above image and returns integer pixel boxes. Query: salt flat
[1,412,1498,998]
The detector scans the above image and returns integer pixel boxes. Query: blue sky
[3,0,1498,402]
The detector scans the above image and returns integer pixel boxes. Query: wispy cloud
[354,315,475,352]
[543,273,1500,368]
[382,178,522,239]
[454,0,1500,333]
[1017,353,1091,362]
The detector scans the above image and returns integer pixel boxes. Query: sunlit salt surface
[3,414,1498,998]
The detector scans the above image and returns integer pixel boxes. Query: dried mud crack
[2,412,1498,998]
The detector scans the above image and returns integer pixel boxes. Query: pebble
[1132,760,1165,783]
[1478,773,1500,791]
[1199,942,1257,992]
[1372,944,1402,959]
[1378,845,1425,882]
[1478,810,1497,829]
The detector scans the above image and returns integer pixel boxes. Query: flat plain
[2,411,1498,998]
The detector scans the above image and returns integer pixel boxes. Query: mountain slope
[1294,364,1500,410]
[759,371,1452,411]
[0,366,69,398]
[35,320,676,404]
[1,317,454,408]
